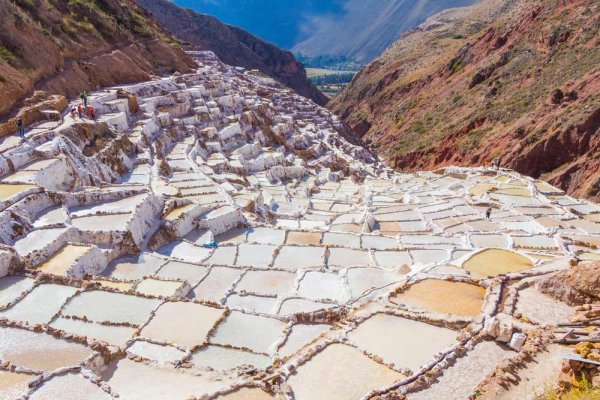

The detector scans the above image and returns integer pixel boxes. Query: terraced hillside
[332,0,600,201]
[0,50,598,399]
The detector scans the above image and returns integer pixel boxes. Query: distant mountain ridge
[136,0,328,106]
[294,0,480,64]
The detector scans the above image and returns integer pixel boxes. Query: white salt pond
[190,345,271,371]
[29,373,111,400]
[71,213,130,231]
[273,246,325,270]
[287,343,405,400]
[210,311,286,354]
[141,302,224,347]
[61,290,161,325]
[348,313,457,371]
[0,284,77,325]
[127,340,186,364]
[104,253,165,281]
[101,358,234,400]
[235,270,295,296]
[278,324,331,358]
[50,317,136,347]
[0,276,35,308]
[154,261,209,286]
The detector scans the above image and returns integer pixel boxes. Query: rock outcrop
[538,262,600,306]
[332,0,600,201]
[0,0,195,120]
[134,0,328,106]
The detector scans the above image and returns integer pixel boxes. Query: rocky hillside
[293,0,479,64]
[135,0,328,106]
[0,0,195,118]
[332,0,600,201]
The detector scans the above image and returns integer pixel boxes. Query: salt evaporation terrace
[0,51,598,399]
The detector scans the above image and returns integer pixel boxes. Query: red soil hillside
[332,0,600,201]
[0,0,195,119]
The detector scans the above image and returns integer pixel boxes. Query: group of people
[17,90,96,140]
[70,91,96,121]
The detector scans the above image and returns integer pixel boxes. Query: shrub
[0,46,17,65]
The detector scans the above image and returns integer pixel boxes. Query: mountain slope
[332,0,600,200]
[135,0,328,106]
[293,0,479,64]
[0,0,195,118]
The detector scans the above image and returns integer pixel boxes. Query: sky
[172,0,345,49]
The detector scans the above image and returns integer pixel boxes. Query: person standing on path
[486,207,492,220]
[17,118,25,139]
[88,106,96,121]
[81,91,89,108]
[77,103,83,119]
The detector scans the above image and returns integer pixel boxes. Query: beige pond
[468,183,496,196]
[165,203,196,221]
[0,371,33,400]
[287,343,404,400]
[463,249,534,279]
[0,184,36,201]
[348,314,457,371]
[214,388,273,400]
[37,244,91,276]
[29,373,111,400]
[141,302,225,348]
[286,231,322,246]
[392,279,486,317]
[101,358,233,400]
[0,326,92,371]
[89,279,135,291]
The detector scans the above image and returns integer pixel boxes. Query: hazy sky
[172,0,344,48]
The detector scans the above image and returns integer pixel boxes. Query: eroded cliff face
[134,0,328,106]
[0,0,195,118]
[332,0,600,201]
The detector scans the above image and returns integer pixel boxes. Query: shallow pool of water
[278,324,330,358]
[348,313,457,371]
[0,326,92,371]
[0,371,32,400]
[392,279,486,317]
[29,373,110,400]
[0,283,77,325]
[37,244,91,276]
[190,345,271,371]
[62,290,161,325]
[287,343,404,400]
[0,276,35,308]
[141,301,224,348]
[273,246,325,270]
[192,267,242,303]
[50,317,136,347]
[463,249,533,279]
[127,340,186,365]
[297,271,348,303]
[210,311,286,354]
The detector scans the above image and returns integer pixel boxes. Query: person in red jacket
[77,103,83,119]
[88,106,96,121]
